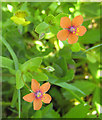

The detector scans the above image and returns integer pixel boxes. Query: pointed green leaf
[20,57,42,72]
[32,71,48,81]
[44,14,55,25]
[35,22,49,34]
[0,56,14,70]
[11,89,18,108]
[63,104,90,118]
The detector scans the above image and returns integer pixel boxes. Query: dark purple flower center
[69,26,76,33]
[35,90,43,99]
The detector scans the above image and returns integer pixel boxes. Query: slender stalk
[21,73,31,91]
[83,44,102,53]
[1,36,21,118]
[84,16,102,22]
[81,44,102,56]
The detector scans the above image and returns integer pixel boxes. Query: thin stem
[81,44,102,55]
[1,36,21,118]
[21,73,31,91]
[84,16,102,22]
[83,44,102,53]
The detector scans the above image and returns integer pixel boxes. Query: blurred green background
[1,2,102,118]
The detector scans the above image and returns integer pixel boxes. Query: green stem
[84,16,102,22]
[83,44,102,53]
[21,73,31,91]
[1,36,21,118]
[81,44,102,56]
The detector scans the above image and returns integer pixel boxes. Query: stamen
[37,95,40,97]
[76,33,78,35]
[69,26,76,33]
[35,90,42,98]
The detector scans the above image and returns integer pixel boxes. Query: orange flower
[23,79,51,110]
[57,15,87,44]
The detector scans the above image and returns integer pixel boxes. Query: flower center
[69,26,76,33]
[35,91,42,98]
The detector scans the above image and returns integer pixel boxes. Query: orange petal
[23,93,35,102]
[40,82,50,93]
[31,79,40,92]
[42,94,52,104]
[77,26,87,36]
[68,33,78,44]
[72,15,83,27]
[57,30,69,41]
[33,98,42,110]
[60,17,71,28]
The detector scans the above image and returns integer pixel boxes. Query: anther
[76,33,78,35]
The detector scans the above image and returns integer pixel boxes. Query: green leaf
[0,56,14,70]
[42,103,60,118]
[43,110,60,118]
[42,103,53,115]
[60,69,74,82]
[16,70,24,89]
[71,80,96,96]
[32,71,48,81]
[92,87,102,106]
[22,72,32,82]
[11,89,18,108]
[63,104,90,118]
[44,14,55,25]
[55,57,68,76]
[31,110,42,118]
[20,57,42,72]
[49,25,60,34]
[71,43,81,52]
[86,53,97,63]
[35,22,49,34]
[78,28,100,44]
[55,13,69,26]
[62,80,96,100]
[88,62,99,80]
[53,63,64,77]
[59,46,72,59]
[54,82,85,95]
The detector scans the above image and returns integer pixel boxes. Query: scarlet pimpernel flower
[57,15,87,44]
[23,79,51,110]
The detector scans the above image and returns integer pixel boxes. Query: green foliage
[63,104,90,118]
[16,70,24,89]
[71,42,81,52]
[2,2,101,119]
[0,56,14,70]
[20,57,42,72]
[44,14,55,25]
[35,22,49,34]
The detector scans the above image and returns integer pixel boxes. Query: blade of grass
[1,36,21,118]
